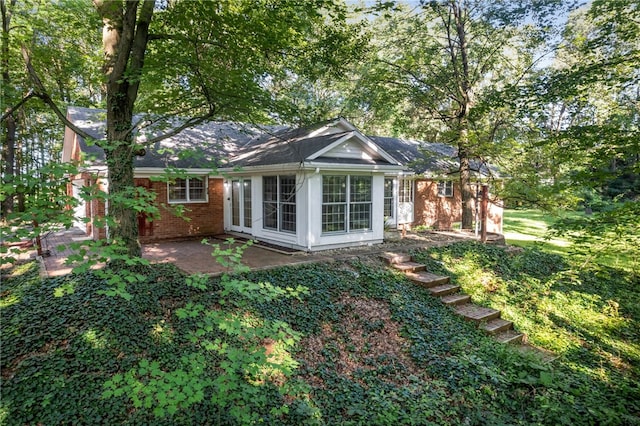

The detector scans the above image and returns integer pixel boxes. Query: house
[62,107,502,251]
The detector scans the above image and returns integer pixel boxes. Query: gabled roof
[230,118,401,169]
[64,107,497,177]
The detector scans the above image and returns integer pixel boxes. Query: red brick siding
[139,177,224,243]
[413,179,502,232]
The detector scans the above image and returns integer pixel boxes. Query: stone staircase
[381,252,525,344]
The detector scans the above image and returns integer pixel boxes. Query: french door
[230,179,252,232]
[397,178,414,225]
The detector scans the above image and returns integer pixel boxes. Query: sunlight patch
[82,329,107,349]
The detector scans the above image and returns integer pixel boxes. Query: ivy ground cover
[1,242,638,425]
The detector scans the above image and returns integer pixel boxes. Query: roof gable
[308,132,399,165]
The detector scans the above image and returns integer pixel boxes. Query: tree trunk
[1,113,15,218]
[95,0,154,259]
[105,143,141,258]
[1,0,15,219]
[458,126,475,229]
[453,1,474,230]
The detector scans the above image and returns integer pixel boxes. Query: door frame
[229,178,253,233]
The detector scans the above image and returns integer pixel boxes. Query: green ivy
[1,241,638,424]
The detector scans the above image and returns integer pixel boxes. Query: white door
[230,179,252,233]
[397,178,414,225]
[71,179,87,232]
[383,177,397,227]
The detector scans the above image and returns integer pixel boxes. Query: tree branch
[0,89,34,122]
[126,0,154,110]
[20,45,100,143]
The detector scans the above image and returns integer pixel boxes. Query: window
[322,175,372,233]
[399,179,413,203]
[383,178,394,219]
[437,181,454,197]
[168,177,207,203]
[263,175,296,233]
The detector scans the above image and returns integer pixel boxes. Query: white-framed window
[263,175,296,233]
[384,178,395,219]
[168,176,207,203]
[399,178,413,203]
[437,181,454,197]
[322,175,372,234]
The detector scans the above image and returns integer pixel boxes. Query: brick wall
[139,177,224,243]
[68,174,223,242]
[413,179,502,232]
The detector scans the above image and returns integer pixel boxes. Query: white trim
[307,132,356,159]
[220,162,404,174]
[304,162,404,172]
[307,131,401,166]
[167,176,209,204]
[134,167,218,178]
[437,180,454,197]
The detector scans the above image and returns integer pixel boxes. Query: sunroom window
[263,175,296,233]
[322,175,372,233]
[168,177,207,203]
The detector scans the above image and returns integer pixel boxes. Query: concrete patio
[29,226,479,277]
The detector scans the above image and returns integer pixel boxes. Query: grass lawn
[1,221,638,424]
[502,208,579,254]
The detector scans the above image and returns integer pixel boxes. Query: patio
[33,227,478,277]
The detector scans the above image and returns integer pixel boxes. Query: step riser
[393,264,426,273]
[482,320,514,335]
[380,253,412,265]
[429,286,461,297]
[464,311,501,323]
[441,295,471,306]
[497,333,525,345]
[407,277,448,288]
[454,305,501,323]
[406,273,449,288]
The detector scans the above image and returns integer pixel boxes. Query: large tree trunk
[104,110,141,258]
[95,0,154,258]
[459,137,475,229]
[453,1,475,230]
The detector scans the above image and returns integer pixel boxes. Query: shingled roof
[66,107,266,169]
[65,107,496,176]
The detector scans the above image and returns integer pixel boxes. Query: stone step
[495,329,525,345]
[380,252,411,265]
[392,262,426,273]
[428,283,461,297]
[440,293,471,306]
[454,304,501,323]
[481,318,513,335]
[405,271,450,288]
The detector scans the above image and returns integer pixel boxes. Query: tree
[348,0,576,228]
[527,0,640,267]
[1,0,101,218]
[18,0,358,259]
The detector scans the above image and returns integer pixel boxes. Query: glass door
[397,178,414,225]
[230,179,252,232]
